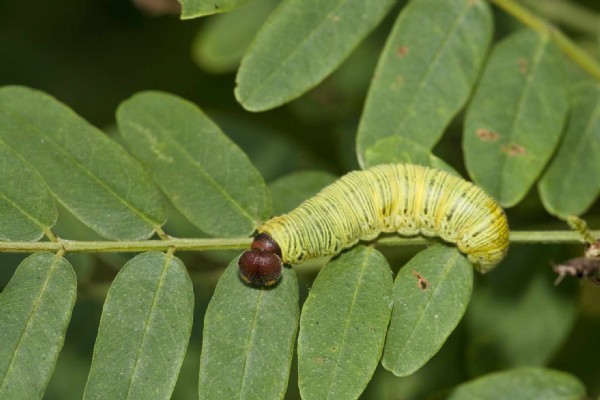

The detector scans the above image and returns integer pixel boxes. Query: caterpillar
[239,163,509,286]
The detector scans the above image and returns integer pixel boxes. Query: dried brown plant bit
[552,257,600,286]
[411,270,429,290]
[132,0,181,16]
[584,240,600,259]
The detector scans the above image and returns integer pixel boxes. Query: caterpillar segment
[238,164,509,286]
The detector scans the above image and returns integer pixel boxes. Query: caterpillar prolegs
[239,164,509,286]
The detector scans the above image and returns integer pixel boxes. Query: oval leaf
[382,244,473,377]
[0,253,76,399]
[356,0,493,166]
[181,0,250,18]
[298,246,393,400]
[446,367,586,400]
[198,256,299,400]
[465,245,578,376]
[84,252,194,400]
[117,91,271,237]
[269,170,337,215]
[538,82,600,217]
[0,86,166,240]
[192,0,278,73]
[363,136,460,176]
[0,143,57,241]
[463,29,568,207]
[235,0,396,111]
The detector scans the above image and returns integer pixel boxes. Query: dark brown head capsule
[238,233,283,286]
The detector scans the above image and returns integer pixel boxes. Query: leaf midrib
[0,109,161,230]
[391,0,475,145]
[238,0,356,105]
[0,254,61,391]
[324,250,371,399]
[238,288,264,398]
[498,34,552,203]
[557,93,600,207]
[124,253,171,398]
[392,250,460,367]
[125,114,259,227]
[0,190,50,237]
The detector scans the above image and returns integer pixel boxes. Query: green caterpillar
[239,164,509,286]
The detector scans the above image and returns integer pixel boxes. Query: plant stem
[0,238,252,253]
[566,216,597,245]
[489,0,600,81]
[0,231,598,254]
[44,229,58,242]
[377,230,600,247]
[520,0,599,36]
[154,225,171,241]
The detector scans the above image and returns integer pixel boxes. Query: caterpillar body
[239,163,509,286]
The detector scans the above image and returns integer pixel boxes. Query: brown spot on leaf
[517,58,528,74]
[411,270,429,290]
[476,128,499,142]
[330,15,340,22]
[396,46,409,57]
[501,143,526,156]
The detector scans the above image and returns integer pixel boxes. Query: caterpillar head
[238,233,283,287]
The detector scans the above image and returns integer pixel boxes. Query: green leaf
[191,0,278,74]
[538,82,600,217]
[84,252,194,400]
[382,244,473,377]
[298,246,393,400]
[0,86,166,240]
[445,367,586,400]
[198,256,299,400]
[180,0,250,18]
[235,0,396,111]
[363,136,460,176]
[465,245,578,376]
[463,29,568,207]
[117,91,271,237]
[0,143,57,241]
[356,0,493,166]
[268,170,337,215]
[0,253,76,399]
[365,326,467,399]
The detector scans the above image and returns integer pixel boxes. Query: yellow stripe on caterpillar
[239,164,509,286]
